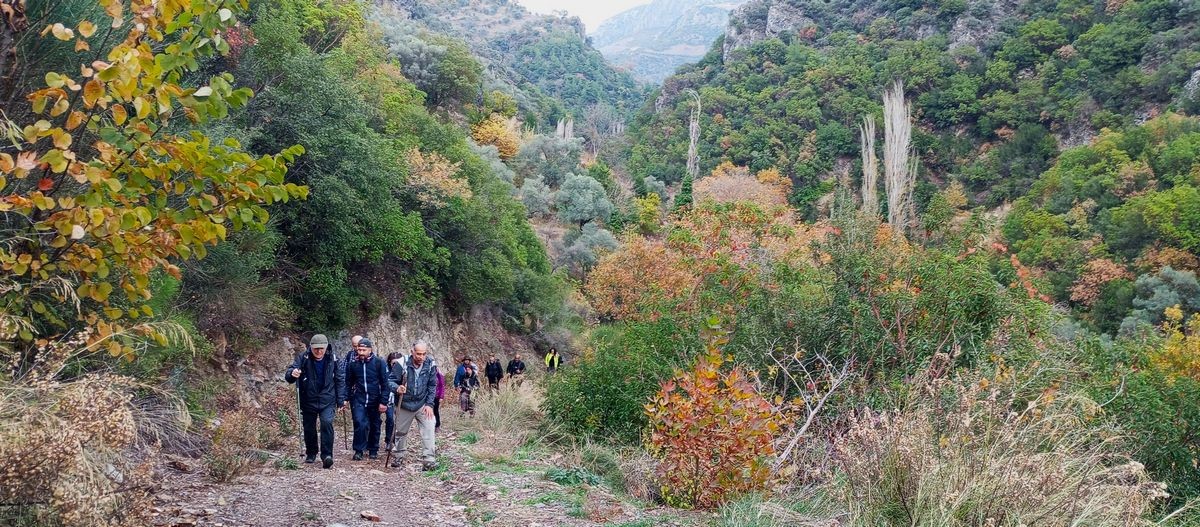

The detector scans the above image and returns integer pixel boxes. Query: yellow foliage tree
[405,148,472,208]
[1154,306,1200,382]
[1,0,306,375]
[470,112,520,160]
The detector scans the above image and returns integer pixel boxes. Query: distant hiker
[388,339,439,471]
[506,354,526,376]
[544,348,561,373]
[343,334,364,366]
[434,367,445,430]
[383,351,404,451]
[484,355,503,391]
[506,353,526,385]
[458,365,480,415]
[345,338,389,460]
[453,357,473,388]
[285,334,345,469]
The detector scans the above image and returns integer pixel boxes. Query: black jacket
[459,372,480,391]
[506,359,526,375]
[485,360,503,381]
[388,356,438,412]
[285,349,345,412]
[344,353,389,405]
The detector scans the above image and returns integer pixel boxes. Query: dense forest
[3,0,1200,525]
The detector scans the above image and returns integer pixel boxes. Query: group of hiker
[285,334,564,471]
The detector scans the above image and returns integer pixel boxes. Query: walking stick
[340,407,349,451]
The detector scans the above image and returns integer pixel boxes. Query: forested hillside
[592,0,748,83]
[629,0,1200,208]
[377,0,649,128]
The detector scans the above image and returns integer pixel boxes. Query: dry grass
[0,374,182,527]
[448,379,546,461]
[833,375,1169,527]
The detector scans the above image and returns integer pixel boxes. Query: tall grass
[449,380,546,461]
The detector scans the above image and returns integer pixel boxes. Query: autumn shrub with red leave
[645,342,784,509]
[1070,258,1133,306]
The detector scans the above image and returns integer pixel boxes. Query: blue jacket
[389,356,439,412]
[344,353,388,405]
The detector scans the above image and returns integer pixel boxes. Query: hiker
[388,339,439,471]
[484,355,503,391]
[458,364,480,415]
[506,353,526,385]
[434,366,445,430]
[285,334,345,469]
[383,351,404,451]
[453,356,473,388]
[345,338,389,460]
[343,334,364,366]
[544,348,561,373]
[506,353,526,376]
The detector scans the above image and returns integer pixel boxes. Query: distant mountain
[592,0,748,84]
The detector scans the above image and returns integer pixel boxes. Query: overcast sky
[515,0,650,33]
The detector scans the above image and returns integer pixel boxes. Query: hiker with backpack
[484,355,503,392]
[506,353,526,385]
[457,364,480,415]
[383,351,404,451]
[388,339,439,471]
[285,334,345,468]
[345,338,389,460]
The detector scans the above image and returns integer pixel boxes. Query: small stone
[360,510,382,522]
[216,496,227,506]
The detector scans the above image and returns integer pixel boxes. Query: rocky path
[151,428,700,527]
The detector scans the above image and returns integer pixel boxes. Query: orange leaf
[38,178,54,191]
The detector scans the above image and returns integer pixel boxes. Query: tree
[471,113,520,160]
[513,135,582,187]
[2,0,306,371]
[559,222,618,276]
[556,174,613,227]
[520,176,553,218]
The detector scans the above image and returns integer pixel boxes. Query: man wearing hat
[344,337,389,460]
[285,334,345,468]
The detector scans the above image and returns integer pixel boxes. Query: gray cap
[309,334,329,349]
[359,338,374,349]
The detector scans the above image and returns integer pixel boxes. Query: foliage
[558,222,618,277]
[404,148,472,208]
[513,135,582,187]
[1,0,305,369]
[646,339,782,509]
[1152,307,1200,382]
[555,174,613,227]
[834,373,1168,526]
[1121,266,1200,333]
[206,405,278,482]
[633,193,663,235]
[471,113,520,160]
[693,163,789,207]
[543,319,700,444]
[520,176,554,218]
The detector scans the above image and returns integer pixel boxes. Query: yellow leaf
[51,129,72,150]
[0,153,12,173]
[66,110,86,130]
[111,104,127,125]
[49,23,74,41]
[133,97,149,119]
[78,20,97,38]
[83,78,103,108]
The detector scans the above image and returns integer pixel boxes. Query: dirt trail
[151,426,697,527]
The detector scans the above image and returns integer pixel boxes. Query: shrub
[520,176,554,218]
[556,174,614,227]
[470,113,520,160]
[645,341,784,509]
[206,406,277,482]
[834,374,1168,526]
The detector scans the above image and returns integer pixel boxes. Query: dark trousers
[433,398,441,429]
[351,400,383,454]
[384,405,395,445]
[301,405,335,459]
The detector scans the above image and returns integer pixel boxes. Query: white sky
[515,0,651,33]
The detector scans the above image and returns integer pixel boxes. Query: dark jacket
[506,359,525,376]
[388,356,438,412]
[459,371,480,391]
[344,353,389,405]
[285,349,345,412]
[484,360,503,382]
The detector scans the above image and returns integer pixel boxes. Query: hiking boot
[390,458,403,469]
[368,452,378,460]
[421,461,437,472]
[304,455,316,464]
[322,456,333,469]
[352,451,363,461]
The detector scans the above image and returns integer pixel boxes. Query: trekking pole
[341,408,349,451]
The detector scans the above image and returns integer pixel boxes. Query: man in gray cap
[285,334,345,468]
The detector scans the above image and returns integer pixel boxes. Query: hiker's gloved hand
[378,404,387,413]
